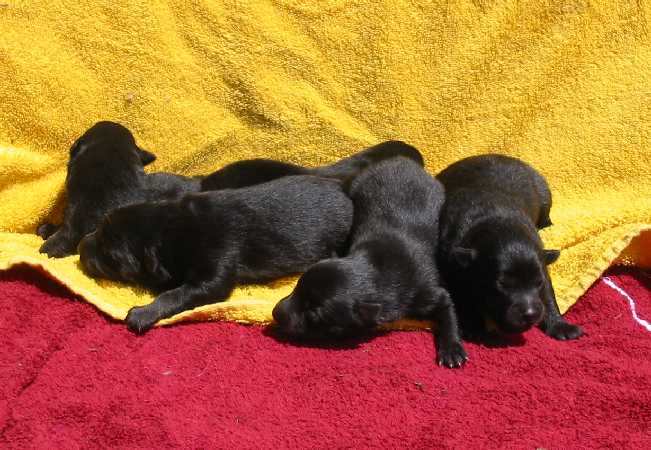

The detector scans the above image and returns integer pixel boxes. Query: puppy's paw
[436,341,468,369]
[39,237,76,258]
[543,320,583,341]
[36,223,58,240]
[125,306,158,335]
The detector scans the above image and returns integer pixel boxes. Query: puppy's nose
[521,306,543,324]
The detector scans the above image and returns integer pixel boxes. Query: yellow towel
[1,1,649,328]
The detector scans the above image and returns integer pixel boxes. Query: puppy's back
[200,159,310,191]
[186,175,354,280]
[347,157,444,233]
[63,122,151,234]
[436,154,551,221]
[317,140,424,180]
[232,175,352,227]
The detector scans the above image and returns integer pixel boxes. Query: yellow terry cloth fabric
[0,1,649,328]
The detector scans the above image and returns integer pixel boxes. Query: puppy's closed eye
[497,277,516,291]
[355,302,382,324]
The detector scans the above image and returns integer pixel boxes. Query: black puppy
[38,122,158,257]
[436,154,583,341]
[38,121,200,257]
[78,175,354,334]
[272,158,467,368]
[199,140,423,190]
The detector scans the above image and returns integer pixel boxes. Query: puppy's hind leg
[538,269,583,340]
[421,286,468,369]
[125,270,235,334]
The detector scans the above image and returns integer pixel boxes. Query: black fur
[39,136,419,258]
[199,159,308,191]
[272,158,467,368]
[78,176,354,334]
[37,121,199,258]
[436,154,583,341]
[199,140,423,191]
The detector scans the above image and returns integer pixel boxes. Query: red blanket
[2,266,650,449]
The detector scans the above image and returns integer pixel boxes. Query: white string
[602,277,651,333]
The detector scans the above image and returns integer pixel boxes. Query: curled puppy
[78,175,353,334]
[38,121,199,258]
[272,158,468,369]
[436,154,583,341]
[200,140,423,191]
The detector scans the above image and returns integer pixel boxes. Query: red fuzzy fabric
[1,266,650,449]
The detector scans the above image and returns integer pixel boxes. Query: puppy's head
[78,205,171,289]
[272,259,382,340]
[68,121,156,171]
[451,239,560,334]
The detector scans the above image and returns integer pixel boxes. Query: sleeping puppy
[77,175,353,334]
[436,154,583,341]
[38,121,159,257]
[199,140,423,190]
[38,121,199,257]
[272,158,468,368]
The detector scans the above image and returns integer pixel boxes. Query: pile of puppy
[38,121,583,368]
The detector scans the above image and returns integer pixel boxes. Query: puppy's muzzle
[504,299,544,333]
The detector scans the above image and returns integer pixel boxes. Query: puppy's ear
[356,302,382,325]
[143,245,171,284]
[543,249,561,265]
[136,147,157,166]
[451,247,477,268]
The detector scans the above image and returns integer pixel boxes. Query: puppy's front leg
[428,287,468,369]
[39,226,82,258]
[538,269,583,340]
[125,275,235,334]
[36,222,59,240]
